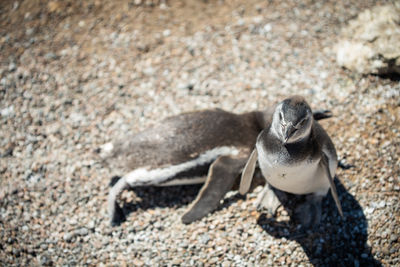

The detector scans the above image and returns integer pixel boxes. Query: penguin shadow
[109,171,250,226]
[256,179,382,267]
[115,186,247,224]
[118,183,203,217]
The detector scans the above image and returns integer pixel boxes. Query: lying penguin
[103,98,333,226]
[240,96,343,228]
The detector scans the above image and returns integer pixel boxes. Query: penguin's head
[272,96,313,144]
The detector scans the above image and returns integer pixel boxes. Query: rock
[75,227,89,236]
[132,258,144,266]
[171,258,182,265]
[44,52,58,60]
[263,24,272,33]
[63,232,75,242]
[38,254,52,266]
[25,172,43,184]
[87,220,96,230]
[198,233,210,245]
[47,1,62,13]
[1,143,14,157]
[335,4,400,75]
[1,106,15,118]
[26,28,35,36]
[142,67,155,76]
[8,62,17,72]
[162,29,171,37]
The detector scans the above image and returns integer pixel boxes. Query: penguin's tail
[338,159,354,170]
[312,109,333,121]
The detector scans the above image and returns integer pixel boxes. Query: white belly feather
[257,146,330,195]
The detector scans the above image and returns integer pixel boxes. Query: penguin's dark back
[108,109,262,171]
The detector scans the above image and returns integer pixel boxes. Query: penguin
[102,105,333,226]
[240,96,343,228]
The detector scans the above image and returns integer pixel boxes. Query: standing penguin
[240,96,343,227]
[103,103,333,226]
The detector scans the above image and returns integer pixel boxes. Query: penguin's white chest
[257,146,329,195]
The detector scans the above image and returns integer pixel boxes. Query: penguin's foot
[255,184,282,215]
[294,194,323,228]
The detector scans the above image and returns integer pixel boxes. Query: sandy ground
[0,0,399,266]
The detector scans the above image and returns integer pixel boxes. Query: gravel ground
[1,0,399,266]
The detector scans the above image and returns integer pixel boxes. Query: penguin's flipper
[312,109,332,121]
[321,153,344,218]
[108,176,130,226]
[239,149,258,195]
[181,155,247,224]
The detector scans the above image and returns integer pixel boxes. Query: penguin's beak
[283,124,295,144]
